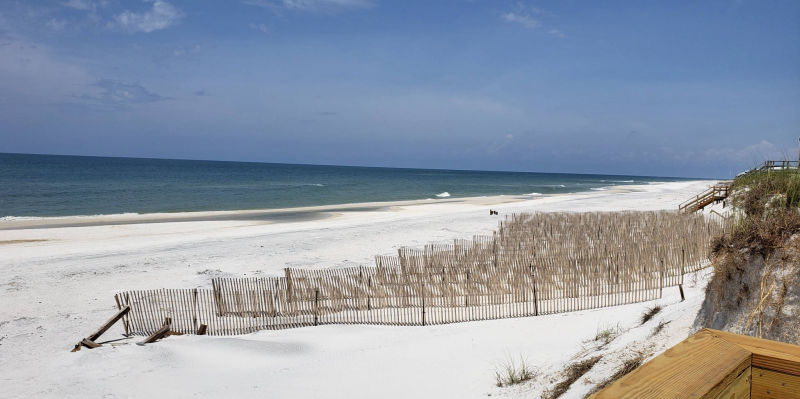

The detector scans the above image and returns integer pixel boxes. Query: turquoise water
[0,153,690,217]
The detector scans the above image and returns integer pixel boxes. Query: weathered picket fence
[114,211,725,336]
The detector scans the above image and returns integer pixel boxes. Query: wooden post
[465,270,470,307]
[659,259,664,298]
[113,294,130,336]
[192,288,199,331]
[72,305,131,351]
[196,324,208,335]
[141,324,171,344]
[532,275,539,317]
[285,268,294,314]
[421,282,426,326]
[81,338,101,348]
[681,249,685,285]
[678,284,685,302]
[314,289,319,326]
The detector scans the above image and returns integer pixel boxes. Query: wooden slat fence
[115,211,726,336]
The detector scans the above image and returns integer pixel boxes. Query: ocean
[0,153,690,218]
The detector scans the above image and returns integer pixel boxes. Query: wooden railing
[679,182,732,213]
[758,160,799,171]
[592,329,800,398]
[740,160,800,176]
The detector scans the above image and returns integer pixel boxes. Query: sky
[0,0,798,178]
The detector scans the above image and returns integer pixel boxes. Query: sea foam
[435,192,451,198]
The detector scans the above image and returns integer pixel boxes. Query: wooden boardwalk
[679,182,732,213]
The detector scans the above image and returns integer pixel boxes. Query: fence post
[123,293,132,336]
[492,232,498,269]
[421,281,426,326]
[314,289,319,326]
[659,259,664,298]
[465,271,470,307]
[681,249,685,285]
[114,294,131,336]
[533,274,539,316]
[285,268,294,314]
[192,288,199,331]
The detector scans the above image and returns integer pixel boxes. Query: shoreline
[0,180,716,231]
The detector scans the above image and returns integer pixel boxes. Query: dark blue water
[0,153,689,218]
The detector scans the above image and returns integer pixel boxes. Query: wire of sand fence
[114,211,726,336]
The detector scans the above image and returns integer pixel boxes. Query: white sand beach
[0,180,720,398]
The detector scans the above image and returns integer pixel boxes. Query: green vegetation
[593,323,620,345]
[494,357,535,387]
[717,169,800,257]
[701,166,800,344]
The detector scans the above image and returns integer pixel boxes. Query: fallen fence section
[115,211,725,336]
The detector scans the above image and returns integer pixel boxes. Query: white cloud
[85,79,167,104]
[63,0,96,10]
[46,18,67,31]
[502,3,566,36]
[250,23,270,34]
[111,1,183,33]
[244,0,372,11]
[0,37,168,108]
[63,0,108,13]
[486,134,515,155]
[702,140,783,164]
[502,12,540,29]
[0,38,96,105]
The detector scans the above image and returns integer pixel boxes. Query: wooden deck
[592,329,800,398]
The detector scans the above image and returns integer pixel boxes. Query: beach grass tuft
[494,356,535,387]
[639,305,662,325]
[594,323,620,345]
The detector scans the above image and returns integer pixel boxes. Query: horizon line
[0,151,723,180]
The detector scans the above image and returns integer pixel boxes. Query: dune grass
[494,357,535,387]
[543,356,602,399]
[640,305,661,325]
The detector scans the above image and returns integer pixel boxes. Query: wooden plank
[141,323,171,344]
[593,330,752,399]
[751,367,800,399]
[712,366,750,399]
[706,329,800,376]
[85,305,131,342]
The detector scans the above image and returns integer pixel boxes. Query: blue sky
[1,0,798,178]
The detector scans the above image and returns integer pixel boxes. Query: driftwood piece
[196,324,208,335]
